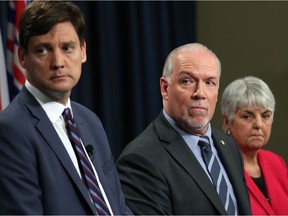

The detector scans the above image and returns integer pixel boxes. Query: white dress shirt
[25,80,113,215]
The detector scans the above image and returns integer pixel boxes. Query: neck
[243,152,261,177]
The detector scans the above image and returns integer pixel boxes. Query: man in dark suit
[0,1,132,215]
[116,43,252,215]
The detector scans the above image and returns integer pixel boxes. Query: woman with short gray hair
[221,76,288,215]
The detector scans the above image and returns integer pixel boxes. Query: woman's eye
[242,115,251,120]
[262,114,271,119]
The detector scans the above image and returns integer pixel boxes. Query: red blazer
[245,149,288,215]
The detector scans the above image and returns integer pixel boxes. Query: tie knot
[198,135,211,151]
[62,107,73,123]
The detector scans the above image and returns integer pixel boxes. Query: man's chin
[183,117,209,132]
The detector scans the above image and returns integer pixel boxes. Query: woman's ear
[222,115,231,133]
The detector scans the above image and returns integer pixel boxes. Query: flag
[0,29,9,111]
[6,0,28,103]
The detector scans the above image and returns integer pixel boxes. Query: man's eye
[205,80,216,86]
[181,79,194,86]
[64,46,74,52]
[36,48,48,55]
[182,79,190,84]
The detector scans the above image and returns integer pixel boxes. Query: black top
[252,175,270,202]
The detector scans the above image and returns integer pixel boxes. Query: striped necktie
[198,135,236,215]
[62,108,110,215]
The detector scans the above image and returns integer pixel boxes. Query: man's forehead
[28,24,79,45]
[173,51,219,75]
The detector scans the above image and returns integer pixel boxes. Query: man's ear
[18,46,27,68]
[81,40,87,63]
[160,77,169,101]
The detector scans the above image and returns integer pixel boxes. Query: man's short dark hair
[19,1,86,52]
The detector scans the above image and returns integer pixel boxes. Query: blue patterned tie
[198,136,236,215]
[62,108,110,215]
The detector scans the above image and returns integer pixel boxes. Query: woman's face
[225,106,273,154]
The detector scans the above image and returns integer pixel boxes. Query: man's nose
[51,49,64,70]
[192,82,206,99]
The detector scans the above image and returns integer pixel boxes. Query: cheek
[26,58,46,70]
[168,86,182,100]
[207,90,218,101]
[231,123,250,138]
[263,125,272,138]
[25,62,38,76]
[208,94,218,111]
[231,130,247,147]
[167,91,188,114]
[177,92,192,107]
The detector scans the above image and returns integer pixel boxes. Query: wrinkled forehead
[173,51,219,76]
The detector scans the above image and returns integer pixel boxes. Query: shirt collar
[25,80,72,123]
[162,109,212,141]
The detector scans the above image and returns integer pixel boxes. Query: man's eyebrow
[34,42,51,47]
[61,41,77,45]
[178,71,218,80]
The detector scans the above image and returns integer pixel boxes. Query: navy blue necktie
[62,108,110,215]
[198,136,236,215]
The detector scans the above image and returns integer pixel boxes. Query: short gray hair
[221,76,276,123]
[162,43,221,82]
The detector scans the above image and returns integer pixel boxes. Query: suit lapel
[155,112,227,214]
[212,131,239,182]
[21,88,96,214]
[212,129,252,214]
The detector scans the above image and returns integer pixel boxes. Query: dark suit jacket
[0,87,132,215]
[116,111,251,215]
